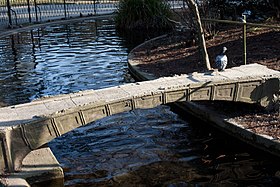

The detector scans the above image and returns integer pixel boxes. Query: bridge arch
[0,63,279,174]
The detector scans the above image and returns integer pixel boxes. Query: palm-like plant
[115,0,175,30]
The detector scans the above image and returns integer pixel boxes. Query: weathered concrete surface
[0,63,279,176]
[0,177,30,187]
[0,147,63,186]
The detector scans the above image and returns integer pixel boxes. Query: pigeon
[215,47,228,71]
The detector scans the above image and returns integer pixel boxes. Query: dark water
[0,18,279,186]
[0,18,133,105]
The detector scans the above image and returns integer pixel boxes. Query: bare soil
[131,25,280,139]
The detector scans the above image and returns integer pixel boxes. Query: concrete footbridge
[0,63,279,175]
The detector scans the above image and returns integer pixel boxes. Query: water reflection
[0,18,132,106]
[51,106,192,186]
[0,18,279,186]
[50,105,280,186]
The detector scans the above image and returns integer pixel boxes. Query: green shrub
[115,0,175,30]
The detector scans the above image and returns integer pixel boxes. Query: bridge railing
[0,0,185,29]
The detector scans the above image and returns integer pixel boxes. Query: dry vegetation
[132,24,280,139]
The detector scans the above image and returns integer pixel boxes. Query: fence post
[64,0,67,18]
[6,0,12,26]
[34,0,39,22]
[27,0,32,23]
[94,0,96,15]
[242,14,247,65]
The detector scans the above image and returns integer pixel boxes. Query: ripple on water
[0,19,129,104]
[50,105,195,186]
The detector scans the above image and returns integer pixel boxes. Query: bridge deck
[0,63,279,174]
[0,63,279,127]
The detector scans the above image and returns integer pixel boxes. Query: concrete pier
[1,147,63,186]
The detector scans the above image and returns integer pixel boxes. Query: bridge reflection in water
[0,17,280,186]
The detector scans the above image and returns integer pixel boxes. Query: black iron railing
[0,0,184,29]
[0,0,119,28]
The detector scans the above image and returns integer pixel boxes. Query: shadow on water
[49,105,280,187]
[116,28,172,52]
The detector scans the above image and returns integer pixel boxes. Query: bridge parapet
[0,63,279,174]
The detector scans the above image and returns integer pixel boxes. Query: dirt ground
[132,25,280,140]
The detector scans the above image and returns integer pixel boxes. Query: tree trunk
[186,0,211,70]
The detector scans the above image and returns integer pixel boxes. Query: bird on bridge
[215,47,228,71]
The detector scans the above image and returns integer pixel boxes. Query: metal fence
[0,0,120,28]
[0,0,185,29]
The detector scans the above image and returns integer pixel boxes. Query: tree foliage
[267,0,280,19]
[115,0,175,30]
[205,0,280,20]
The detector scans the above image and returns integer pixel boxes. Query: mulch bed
[131,25,280,140]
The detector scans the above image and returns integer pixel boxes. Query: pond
[0,17,279,186]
